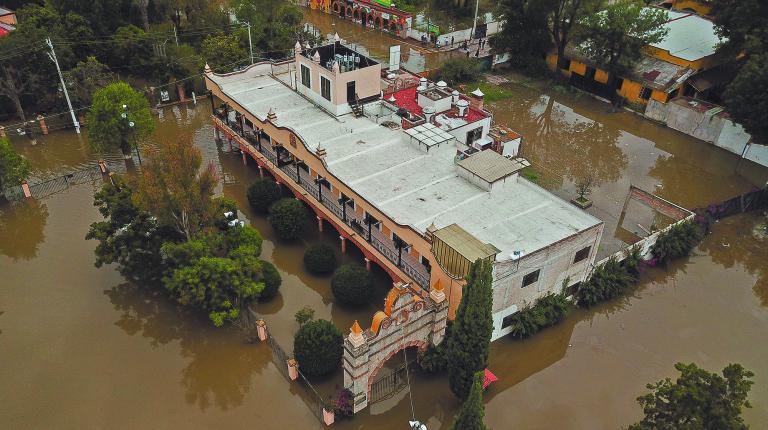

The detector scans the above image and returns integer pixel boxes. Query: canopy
[483,368,498,389]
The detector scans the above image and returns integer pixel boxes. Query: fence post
[98,160,108,174]
[37,115,49,135]
[255,319,267,341]
[323,407,335,426]
[0,125,5,137]
[21,180,31,198]
[287,359,299,381]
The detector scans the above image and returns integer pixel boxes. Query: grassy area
[462,81,514,103]
[520,166,541,183]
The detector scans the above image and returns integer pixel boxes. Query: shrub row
[650,220,703,265]
[506,292,573,339]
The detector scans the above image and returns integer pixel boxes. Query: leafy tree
[505,292,573,339]
[303,243,337,274]
[64,56,114,108]
[711,0,768,57]
[548,0,598,67]
[247,178,281,213]
[294,305,315,326]
[134,135,218,240]
[111,25,159,76]
[575,1,668,103]
[293,319,343,376]
[418,341,448,373]
[629,362,754,430]
[268,198,307,240]
[449,371,488,430]
[722,52,768,145]
[201,33,247,73]
[331,263,373,306]
[0,137,30,190]
[87,81,154,156]
[446,259,494,400]
[230,0,308,58]
[259,259,282,300]
[492,0,553,72]
[576,256,637,306]
[86,176,183,285]
[439,58,482,85]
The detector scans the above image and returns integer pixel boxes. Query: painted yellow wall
[672,0,711,15]
[594,69,609,84]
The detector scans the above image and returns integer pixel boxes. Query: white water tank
[451,90,460,104]
[423,106,436,123]
[456,99,469,117]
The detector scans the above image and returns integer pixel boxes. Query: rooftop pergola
[404,123,455,151]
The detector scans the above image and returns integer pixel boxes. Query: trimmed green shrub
[268,198,307,240]
[293,319,343,376]
[439,57,482,85]
[506,292,573,340]
[418,341,448,373]
[303,243,337,274]
[651,220,703,265]
[247,179,281,213]
[259,260,282,300]
[331,263,374,305]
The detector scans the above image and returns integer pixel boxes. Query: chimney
[470,88,485,111]
[456,99,469,117]
[419,77,428,88]
[436,80,447,90]
[313,51,321,63]
[423,106,436,123]
[451,90,460,105]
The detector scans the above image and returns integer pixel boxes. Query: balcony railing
[215,115,431,289]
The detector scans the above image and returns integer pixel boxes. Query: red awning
[483,368,498,389]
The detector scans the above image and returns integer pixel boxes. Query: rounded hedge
[268,198,307,240]
[304,243,337,274]
[247,179,281,213]
[331,263,373,306]
[293,319,343,376]
[259,260,282,300]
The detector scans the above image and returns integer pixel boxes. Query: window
[557,56,571,71]
[522,269,540,288]
[420,255,431,272]
[300,64,311,88]
[639,86,652,100]
[614,77,624,90]
[566,282,581,297]
[321,76,331,101]
[573,246,591,263]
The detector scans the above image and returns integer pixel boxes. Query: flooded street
[2,85,767,427]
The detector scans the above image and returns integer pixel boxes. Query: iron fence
[266,332,290,380]
[695,188,768,220]
[368,359,416,404]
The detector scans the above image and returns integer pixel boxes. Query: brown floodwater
[2,92,767,427]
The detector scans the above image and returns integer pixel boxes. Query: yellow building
[665,0,712,16]
[547,9,723,106]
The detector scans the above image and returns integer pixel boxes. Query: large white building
[206,42,603,340]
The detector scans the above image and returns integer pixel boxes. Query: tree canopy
[0,137,30,190]
[629,362,754,430]
[86,81,154,155]
[293,319,343,376]
[268,198,307,240]
[449,371,488,430]
[446,258,494,399]
[201,33,248,74]
[331,263,373,305]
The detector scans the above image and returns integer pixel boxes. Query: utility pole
[173,26,179,46]
[471,0,480,40]
[246,22,254,64]
[45,37,80,134]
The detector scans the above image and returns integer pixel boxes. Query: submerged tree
[446,258,494,400]
[629,362,754,430]
[449,371,488,430]
[87,81,154,157]
[134,135,218,240]
[293,319,343,376]
[0,137,30,190]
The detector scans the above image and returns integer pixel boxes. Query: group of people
[419,33,489,58]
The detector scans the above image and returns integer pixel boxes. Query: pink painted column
[255,319,267,341]
[97,160,108,174]
[21,180,31,198]
[287,359,299,381]
[322,408,335,426]
[339,236,346,254]
[37,115,48,135]
[364,257,371,271]
[317,216,324,232]
[241,150,247,166]
[258,165,264,178]
[0,126,6,137]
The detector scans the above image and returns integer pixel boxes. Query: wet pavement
[1,58,768,428]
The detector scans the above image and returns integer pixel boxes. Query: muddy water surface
[2,95,767,429]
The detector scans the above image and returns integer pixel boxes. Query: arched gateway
[343,282,448,413]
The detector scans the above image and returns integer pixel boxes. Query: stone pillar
[344,321,370,413]
[323,408,335,426]
[241,149,247,166]
[37,115,48,135]
[340,236,346,254]
[0,126,6,137]
[21,180,31,198]
[177,83,186,103]
[287,359,299,381]
[364,257,371,271]
[429,283,449,346]
[258,165,264,179]
[255,319,267,342]
[317,216,324,232]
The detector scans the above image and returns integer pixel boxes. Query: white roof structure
[404,123,455,148]
[650,10,722,61]
[209,66,601,260]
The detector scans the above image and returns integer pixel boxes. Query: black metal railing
[369,359,416,404]
[216,117,431,288]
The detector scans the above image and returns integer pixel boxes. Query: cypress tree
[446,258,494,400]
[449,371,488,430]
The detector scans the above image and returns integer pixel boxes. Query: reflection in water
[105,282,268,410]
[0,199,49,260]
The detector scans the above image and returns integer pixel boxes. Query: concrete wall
[490,219,604,341]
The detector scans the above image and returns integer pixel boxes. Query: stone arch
[353,7,363,21]
[343,283,448,413]
[366,12,376,27]
[374,15,384,30]
[345,5,353,17]
[331,0,342,15]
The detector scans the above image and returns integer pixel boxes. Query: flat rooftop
[650,10,722,61]
[209,65,601,261]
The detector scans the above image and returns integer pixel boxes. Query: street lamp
[121,104,141,165]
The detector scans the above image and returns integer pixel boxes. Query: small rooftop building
[0,7,16,37]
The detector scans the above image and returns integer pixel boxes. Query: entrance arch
[343,282,448,413]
